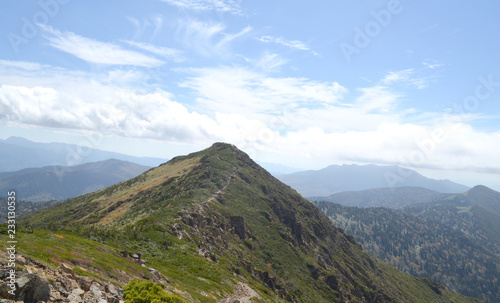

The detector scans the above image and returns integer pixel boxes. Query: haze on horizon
[0,0,499,190]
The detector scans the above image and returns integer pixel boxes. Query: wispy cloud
[176,20,250,57]
[382,69,433,90]
[40,25,164,67]
[254,52,288,72]
[127,15,164,41]
[123,41,185,62]
[160,0,242,15]
[423,59,444,70]
[257,35,319,56]
[0,60,47,71]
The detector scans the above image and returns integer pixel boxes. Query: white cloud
[176,20,250,57]
[382,69,436,90]
[180,66,347,118]
[0,60,47,71]
[126,16,165,41]
[356,86,400,113]
[423,59,444,70]
[1,60,500,180]
[161,0,242,15]
[0,84,217,142]
[40,25,164,67]
[123,41,185,62]
[382,69,414,84]
[254,52,288,72]
[257,35,319,56]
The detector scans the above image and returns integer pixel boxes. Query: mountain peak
[467,184,494,193]
[22,145,479,302]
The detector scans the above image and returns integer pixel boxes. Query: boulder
[105,283,118,296]
[78,276,94,291]
[15,272,51,303]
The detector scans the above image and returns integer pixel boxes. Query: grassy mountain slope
[0,159,150,201]
[316,201,500,302]
[20,143,479,302]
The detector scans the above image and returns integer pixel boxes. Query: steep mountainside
[278,164,469,197]
[406,200,500,256]
[315,198,500,302]
[19,143,478,302]
[0,136,166,172]
[0,159,150,201]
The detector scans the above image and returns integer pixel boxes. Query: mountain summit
[22,143,478,302]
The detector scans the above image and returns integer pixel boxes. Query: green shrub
[123,279,186,303]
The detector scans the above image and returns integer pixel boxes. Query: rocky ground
[0,250,175,303]
[0,253,124,303]
[0,252,261,303]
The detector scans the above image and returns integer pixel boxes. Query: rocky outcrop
[229,216,248,240]
[0,255,124,303]
[216,282,261,303]
[0,270,50,303]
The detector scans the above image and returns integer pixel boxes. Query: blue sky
[1,0,499,190]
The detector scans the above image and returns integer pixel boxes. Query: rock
[15,254,27,266]
[15,272,51,303]
[50,288,62,301]
[63,277,80,291]
[91,285,103,300]
[216,282,261,303]
[148,268,161,277]
[78,276,94,291]
[230,216,248,240]
[59,263,75,277]
[67,293,83,302]
[107,294,120,303]
[72,288,85,296]
[105,283,118,296]
[130,253,141,260]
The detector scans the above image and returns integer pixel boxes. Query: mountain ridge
[19,142,479,302]
[0,136,167,172]
[0,158,151,202]
[278,164,470,197]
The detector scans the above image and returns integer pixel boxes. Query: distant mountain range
[0,159,150,201]
[315,185,500,302]
[278,164,470,196]
[0,136,167,172]
[312,185,500,214]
